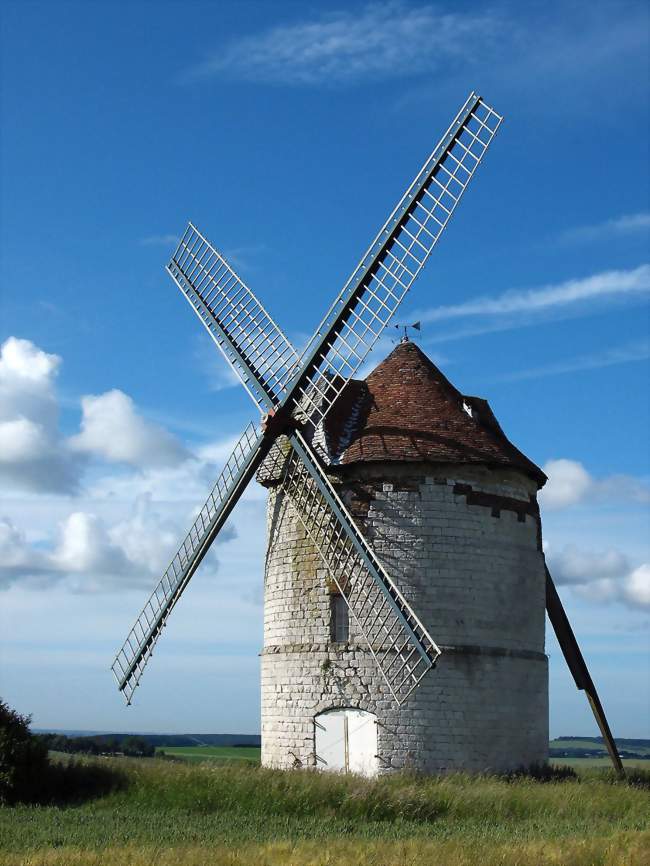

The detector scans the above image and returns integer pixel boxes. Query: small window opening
[330,593,349,643]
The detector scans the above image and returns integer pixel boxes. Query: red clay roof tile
[324,340,546,487]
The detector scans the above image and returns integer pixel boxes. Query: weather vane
[394,321,421,342]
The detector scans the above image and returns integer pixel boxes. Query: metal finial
[394,321,421,342]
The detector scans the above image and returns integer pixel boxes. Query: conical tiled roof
[323,340,546,487]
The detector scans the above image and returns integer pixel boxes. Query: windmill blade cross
[112,92,500,705]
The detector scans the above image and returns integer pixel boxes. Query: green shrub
[40,755,128,804]
[502,761,578,783]
[0,698,49,804]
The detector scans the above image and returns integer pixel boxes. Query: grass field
[157,744,648,771]
[1,756,649,865]
[156,745,261,764]
[552,757,650,769]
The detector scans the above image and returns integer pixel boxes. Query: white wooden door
[314,708,378,777]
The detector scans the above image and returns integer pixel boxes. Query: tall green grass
[1,757,648,865]
[2,834,648,866]
[105,758,649,824]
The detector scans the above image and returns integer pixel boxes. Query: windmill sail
[168,224,300,413]
[280,93,502,426]
[284,432,440,704]
[112,423,265,703]
[113,92,501,706]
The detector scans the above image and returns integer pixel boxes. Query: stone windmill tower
[259,338,549,775]
[112,92,622,777]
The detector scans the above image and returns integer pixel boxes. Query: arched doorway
[314,708,378,777]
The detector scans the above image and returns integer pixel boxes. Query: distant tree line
[33,732,262,749]
[550,748,649,760]
[36,733,155,758]
[550,736,650,761]
[556,736,650,749]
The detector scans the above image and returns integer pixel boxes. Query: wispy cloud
[184,2,505,86]
[561,212,650,245]
[222,244,269,274]
[139,234,179,247]
[494,339,650,383]
[413,265,650,332]
[182,0,649,111]
[395,1,649,116]
[193,333,242,393]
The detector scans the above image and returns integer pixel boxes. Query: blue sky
[0,0,648,738]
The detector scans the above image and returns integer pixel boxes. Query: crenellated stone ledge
[261,642,547,662]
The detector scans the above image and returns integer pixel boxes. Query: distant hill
[34,729,261,748]
[34,729,111,737]
[128,734,262,748]
[34,730,648,756]
[550,736,650,760]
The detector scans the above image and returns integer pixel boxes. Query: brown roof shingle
[324,340,546,487]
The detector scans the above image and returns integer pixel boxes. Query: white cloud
[540,458,650,511]
[108,493,209,578]
[139,234,179,247]
[0,337,199,492]
[539,459,592,509]
[561,212,650,244]
[0,336,60,384]
[494,340,650,382]
[0,495,236,594]
[70,390,190,469]
[414,265,650,325]
[0,334,259,595]
[548,546,650,611]
[548,544,630,585]
[624,564,650,608]
[0,337,80,494]
[0,511,127,592]
[85,457,216,503]
[0,416,51,461]
[52,511,131,579]
[0,335,253,594]
[0,517,51,587]
[80,428,270,505]
[186,2,505,86]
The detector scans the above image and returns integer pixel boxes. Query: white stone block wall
[261,461,548,774]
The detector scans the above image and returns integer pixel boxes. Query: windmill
[111,92,622,776]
